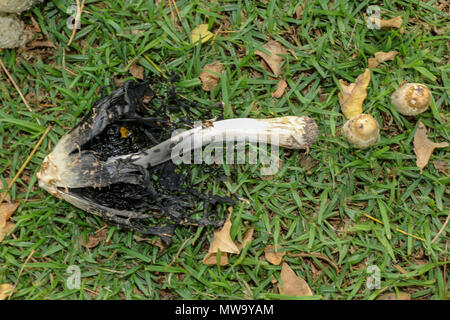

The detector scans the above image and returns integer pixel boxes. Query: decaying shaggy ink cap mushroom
[0,12,26,48]
[391,83,431,116]
[0,0,36,13]
[343,114,380,148]
[37,79,318,242]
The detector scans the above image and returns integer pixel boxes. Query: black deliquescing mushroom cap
[38,76,318,242]
[39,76,234,242]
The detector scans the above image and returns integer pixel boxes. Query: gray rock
[0,12,26,48]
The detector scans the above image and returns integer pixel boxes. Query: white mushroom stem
[38,115,318,197]
[108,116,318,167]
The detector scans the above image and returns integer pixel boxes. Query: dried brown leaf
[27,40,57,49]
[368,58,380,69]
[377,292,411,300]
[265,244,285,266]
[0,283,14,300]
[0,200,19,242]
[278,262,313,297]
[374,51,398,62]
[133,236,167,253]
[367,16,403,29]
[79,228,108,249]
[338,68,371,119]
[236,227,254,250]
[272,78,288,98]
[295,2,305,20]
[0,201,19,228]
[190,24,213,44]
[414,122,449,173]
[30,16,42,33]
[199,61,223,91]
[202,252,229,266]
[433,160,448,175]
[0,222,15,243]
[255,40,287,77]
[380,16,403,28]
[129,63,144,80]
[208,212,240,254]
[289,252,340,273]
[369,51,399,68]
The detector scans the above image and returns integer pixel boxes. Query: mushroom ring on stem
[37,80,318,241]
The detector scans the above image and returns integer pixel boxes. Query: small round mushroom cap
[0,0,35,14]
[343,114,380,148]
[391,83,431,116]
[0,13,26,48]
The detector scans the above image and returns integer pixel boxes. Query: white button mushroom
[343,114,380,148]
[391,83,431,116]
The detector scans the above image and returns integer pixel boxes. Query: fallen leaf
[199,61,222,91]
[208,211,240,254]
[433,160,448,175]
[255,40,287,77]
[319,93,329,102]
[236,227,254,250]
[79,228,108,248]
[133,235,167,252]
[278,262,313,297]
[129,63,144,80]
[287,48,298,60]
[0,201,19,228]
[295,2,305,19]
[202,252,229,266]
[368,51,399,68]
[114,77,125,88]
[414,122,449,173]
[368,58,380,69]
[272,78,288,98]
[190,24,213,45]
[30,16,42,33]
[0,201,19,242]
[265,244,285,265]
[289,252,340,273]
[367,16,403,29]
[258,59,273,75]
[0,222,15,243]
[380,16,403,28]
[338,68,371,119]
[0,283,14,300]
[26,39,57,49]
[375,51,398,62]
[377,292,411,300]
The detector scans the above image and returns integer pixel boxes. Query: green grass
[0,0,449,300]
